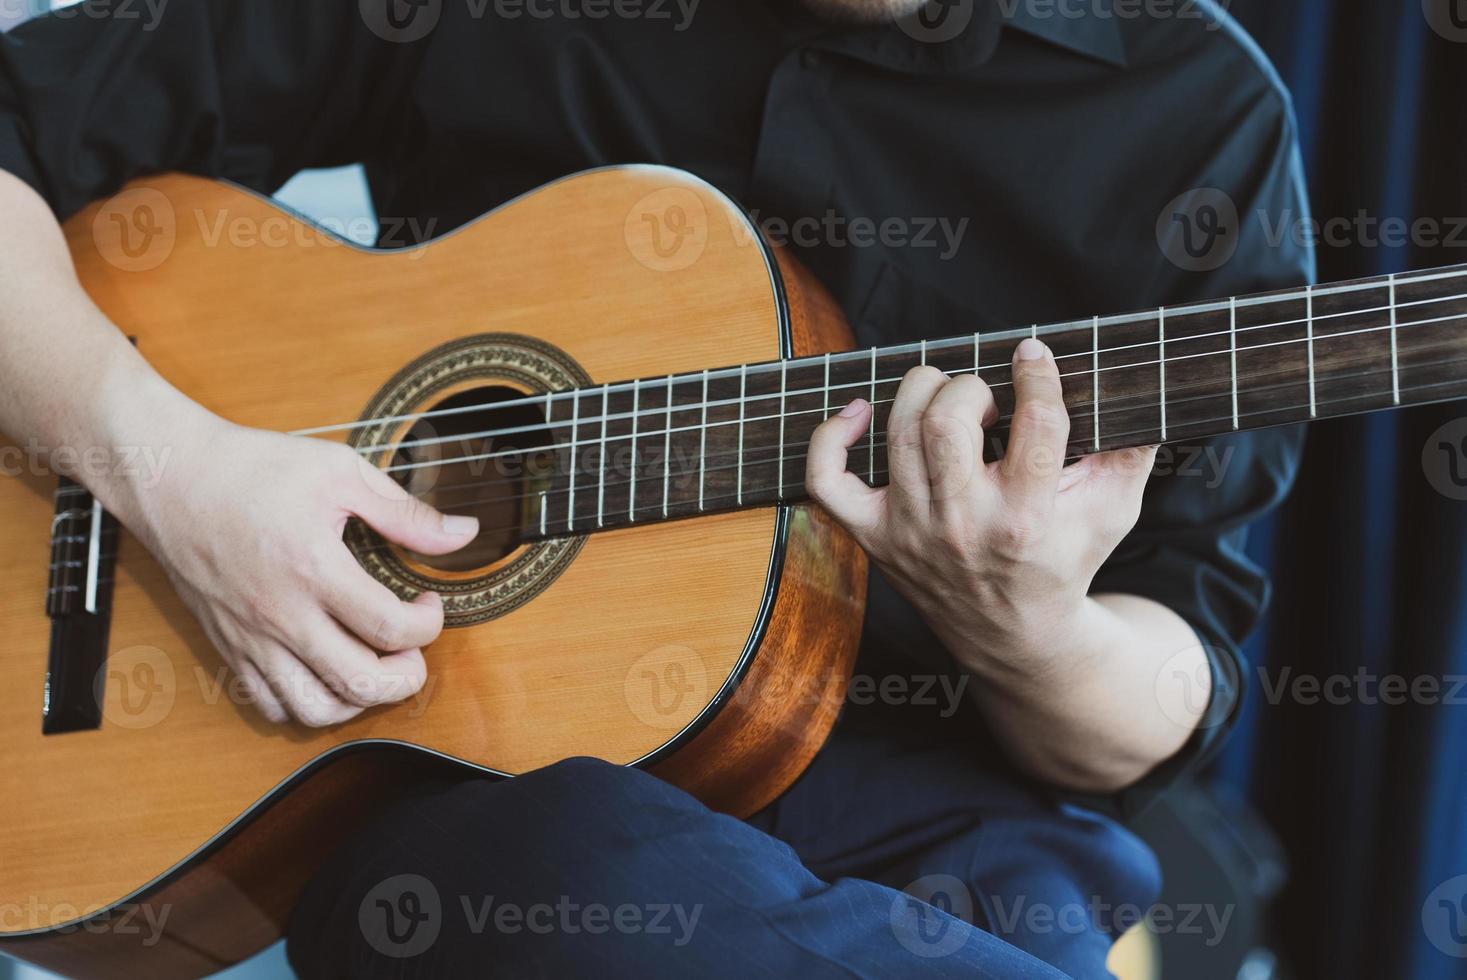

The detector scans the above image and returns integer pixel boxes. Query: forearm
[0,169,200,516]
[948,592,1210,794]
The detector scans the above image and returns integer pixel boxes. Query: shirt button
[801,49,821,69]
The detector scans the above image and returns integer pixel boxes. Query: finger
[233,657,288,724]
[920,373,996,511]
[290,611,429,709]
[257,644,364,729]
[805,399,885,538]
[309,613,430,708]
[885,366,949,507]
[321,560,445,653]
[350,461,480,556]
[1000,338,1070,507]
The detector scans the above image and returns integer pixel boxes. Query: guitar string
[77,359,1467,570]
[55,305,1467,563]
[396,329,1355,508]
[372,306,1467,477]
[352,287,1467,458]
[349,315,1467,514]
[290,269,1467,440]
[329,344,1467,556]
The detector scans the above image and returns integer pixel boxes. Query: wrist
[947,593,1102,688]
[85,355,216,532]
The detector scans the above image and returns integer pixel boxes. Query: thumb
[351,462,480,555]
[1063,445,1157,500]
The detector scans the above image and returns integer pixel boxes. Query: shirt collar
[784,0,1127,75]
[994,0,1127,66]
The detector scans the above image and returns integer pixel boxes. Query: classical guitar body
[0,167,867,977]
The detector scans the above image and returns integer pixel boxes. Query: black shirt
[0,0,1313,813]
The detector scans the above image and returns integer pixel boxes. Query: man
[0,0,1310,975]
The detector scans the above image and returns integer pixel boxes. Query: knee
[516,756,687,812]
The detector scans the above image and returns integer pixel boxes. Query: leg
[286,757,1069,979]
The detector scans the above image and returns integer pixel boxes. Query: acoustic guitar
[1,165,1462,976]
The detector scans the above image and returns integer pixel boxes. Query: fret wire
[920,339,927,366]
[736,366,747,506]
[973,331,980,374]
[366,289,1467,459]
[1091,315,1100,451]
[597,385,609,528]
[777,361,787,499]
[699,369,709,512]
[1389,273,1401,404]
[297,267,1467,441]
[628,380,640,522]
[1229,296,1239,430]
[823,352,831,419]
[85,499,102,614]
[1158,307,1167,441]
[541,392,553,536]
[868,347,877,483]
[385,304,1467,478]
[662,374,674,518]
[566,392,579,532]
[1306,284,1317,417]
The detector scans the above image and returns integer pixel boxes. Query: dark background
[1209,2,1467,978]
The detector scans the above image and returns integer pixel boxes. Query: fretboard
[525,263,1467,540]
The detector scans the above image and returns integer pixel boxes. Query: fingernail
[839,399,867,418]
[1015,338,1049,361]
[442,514,479,537]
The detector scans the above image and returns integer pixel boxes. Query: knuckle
[290,696,336,729]
[997,512,1044,558]
[1014,402,1069,435]
[366,608,408,651]
[935,512,978,554]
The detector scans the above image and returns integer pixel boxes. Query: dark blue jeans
[286,726,1159,978]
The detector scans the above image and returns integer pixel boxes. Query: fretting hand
[805,338,1204,792]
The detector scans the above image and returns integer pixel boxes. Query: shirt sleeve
[1085,68,1316,818]
[0,0,422,220]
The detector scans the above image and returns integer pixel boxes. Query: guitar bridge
[42,478,120,734]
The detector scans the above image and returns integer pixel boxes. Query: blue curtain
[1215,2,1467,977]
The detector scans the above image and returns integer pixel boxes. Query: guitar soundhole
[388,385,554,572]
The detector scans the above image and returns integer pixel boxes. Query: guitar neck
[529,263,1467,539]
